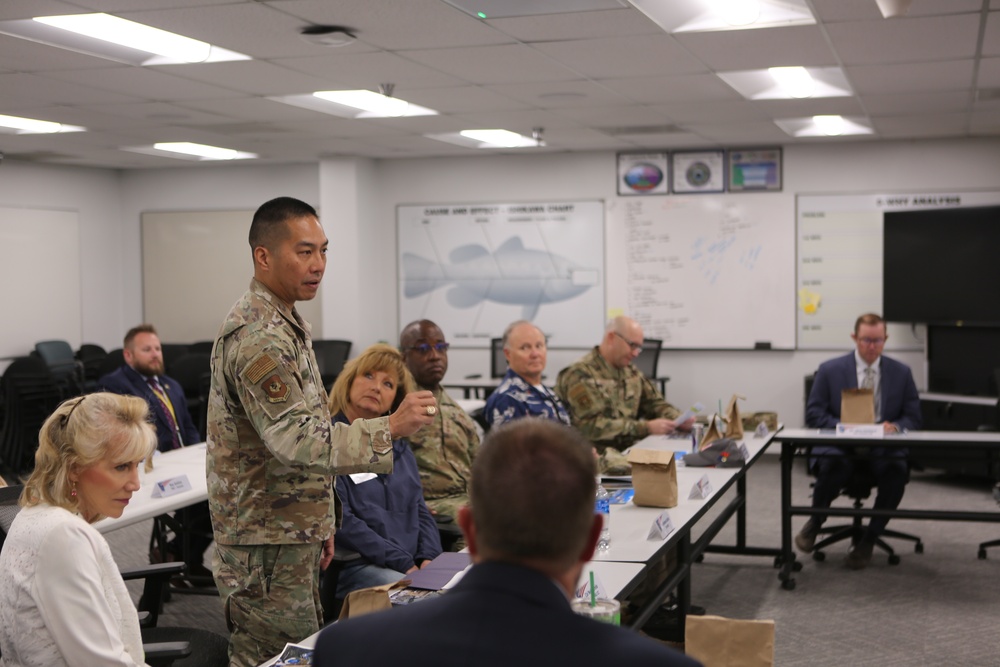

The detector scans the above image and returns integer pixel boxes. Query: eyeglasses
[405,342,450,355]
[858,337,886,346]
[613,331,643,351]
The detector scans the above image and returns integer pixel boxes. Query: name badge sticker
[151,474,192,498]
[647,510,675,540]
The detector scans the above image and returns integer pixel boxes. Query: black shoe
[846,541,874,570]
[641,606,684,642]
[795,520,819,553]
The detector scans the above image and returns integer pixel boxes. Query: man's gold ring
[426,405,437,416]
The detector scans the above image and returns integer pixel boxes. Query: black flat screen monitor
[883,205,1000,325]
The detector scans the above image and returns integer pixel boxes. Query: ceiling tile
[490,8,663,41]
[402,44,582,84]
[532,34,708,78]
[826,14,981,65]
[847,60,976,94]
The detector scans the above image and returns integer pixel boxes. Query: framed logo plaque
[671,150,725,194]
[617,152,669,196]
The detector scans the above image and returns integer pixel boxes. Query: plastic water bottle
[595,479,611,551]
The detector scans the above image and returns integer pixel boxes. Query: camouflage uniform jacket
[484,368,571,428]
[408,386,479,507]
[206,278,393,546]
[555,347,680,452]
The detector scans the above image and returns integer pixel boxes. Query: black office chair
[807,466,924,566]
[977,482,1000,560]
[490,337,506,379]
[0,357,63,477]
[312,339,352,390]
[34,340,84,398]
[161,344,191,377]
[633,338,669,396]
[97,348,126,379]
[75,343,108,391]
[186,340,214,355]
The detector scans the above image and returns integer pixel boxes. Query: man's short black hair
[248,197,318,251]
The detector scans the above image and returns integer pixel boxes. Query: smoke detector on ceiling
[300,25,356,47]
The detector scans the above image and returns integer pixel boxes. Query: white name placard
[836,423,884,438]
[689,474,713,500]
[738,442,750,460]
[647,510,675,540]
[575,570,610,601]
[151,474,192,498]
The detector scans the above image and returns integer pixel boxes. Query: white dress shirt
[0,503,148,667]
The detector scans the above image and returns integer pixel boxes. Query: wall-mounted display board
[142,210,322,344]
[796,191,1000,350]
[0,207,80,358]
[397,201,604,348]
[606,194,794,349]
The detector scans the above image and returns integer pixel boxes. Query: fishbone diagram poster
[397,201,604,348]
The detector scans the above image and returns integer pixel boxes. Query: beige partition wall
[0,206,81,358]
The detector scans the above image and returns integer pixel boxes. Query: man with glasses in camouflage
[798,312,921,569]
[400,320,481,524]
[555,316,692,473]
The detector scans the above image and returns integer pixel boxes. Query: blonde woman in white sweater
[0,393,156,667]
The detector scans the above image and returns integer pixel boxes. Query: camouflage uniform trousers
[425,494,469,551]
[214,542,323,667]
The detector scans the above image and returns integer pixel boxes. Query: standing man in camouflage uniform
[207,197,437,667]
[400,320,480,523]
[555,316,693,472]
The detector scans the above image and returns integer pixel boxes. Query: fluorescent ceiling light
[122,142,257,161]
[427,129,541,149]
[628,0,814,33]
[271,91,438,119]
[774,115,873,138]
[712,0,760,26]
[768,66,814,98]
[718,66,851,100]
[313,90,410,117]
[0,113,85,134]
[0,13,249,66]
[811,115,845,136]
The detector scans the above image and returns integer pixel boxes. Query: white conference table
[95,442,208,534]
[773,427,1000,590]
[587,430,781,631]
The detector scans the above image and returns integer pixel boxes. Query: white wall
[0,161,123,353]
[4,137,998,425]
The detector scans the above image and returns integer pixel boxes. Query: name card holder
[836,423,884,438]
[151,474,192,498]
[575,571,610,601]
[738,442,750,460]
[689,474,713,500]
[647,510,675,540]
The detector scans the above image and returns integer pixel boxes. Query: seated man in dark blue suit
[99,324,212,578]
[798,313,922,569]
[315,419,700,667]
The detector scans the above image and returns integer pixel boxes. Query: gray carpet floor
[106,453,1000,665]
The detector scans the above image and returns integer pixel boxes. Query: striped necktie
[147,377,181,449]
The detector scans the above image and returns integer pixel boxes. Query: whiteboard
[0,207,80,358]
[605,195,795,349]
[397,202,605,348]
[796,191,1000,349]
[142,211,321,344]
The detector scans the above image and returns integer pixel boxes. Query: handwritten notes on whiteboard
[606,195,794,349]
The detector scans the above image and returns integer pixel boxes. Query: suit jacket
[806,351,922,431]
[98,365,201,451]
[314,561,701,667]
